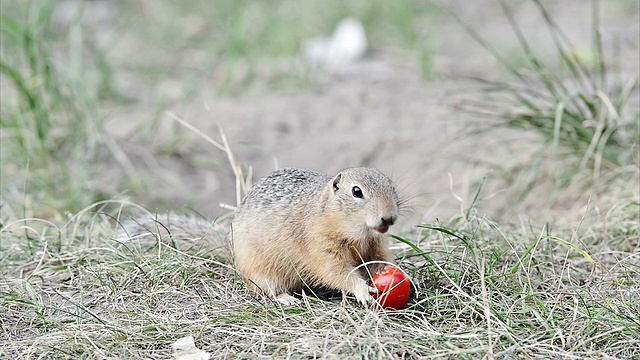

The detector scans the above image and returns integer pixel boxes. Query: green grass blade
[390,234,434,265]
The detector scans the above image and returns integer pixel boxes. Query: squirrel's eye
[352,186,364,199]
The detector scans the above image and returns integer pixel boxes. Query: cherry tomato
[369,264,410,310]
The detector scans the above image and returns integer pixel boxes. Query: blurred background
[1,0,638,228]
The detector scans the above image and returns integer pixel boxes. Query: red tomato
[369,264,410,310]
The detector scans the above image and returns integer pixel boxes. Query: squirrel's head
[326,167,399,240]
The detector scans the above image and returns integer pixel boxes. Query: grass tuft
[452,0,638,184]
[1,1,114,214]
[453,0,640,218]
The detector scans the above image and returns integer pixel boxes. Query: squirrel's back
[237,168,329,211]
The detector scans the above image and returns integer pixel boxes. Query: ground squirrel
[122,167,400,305]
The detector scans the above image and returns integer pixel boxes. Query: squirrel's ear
[332,173,342,192]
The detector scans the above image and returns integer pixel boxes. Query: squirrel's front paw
[351,280,374,306]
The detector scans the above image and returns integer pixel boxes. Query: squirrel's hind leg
[243,272,300,305]
[276,293,300,305]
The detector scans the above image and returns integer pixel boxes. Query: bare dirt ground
[97,1,639,228]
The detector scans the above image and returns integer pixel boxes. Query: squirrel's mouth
[375,225,389,234]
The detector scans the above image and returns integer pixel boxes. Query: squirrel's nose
[381,216,396,227]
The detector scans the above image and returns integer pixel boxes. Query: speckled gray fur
[239,168,330,209]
